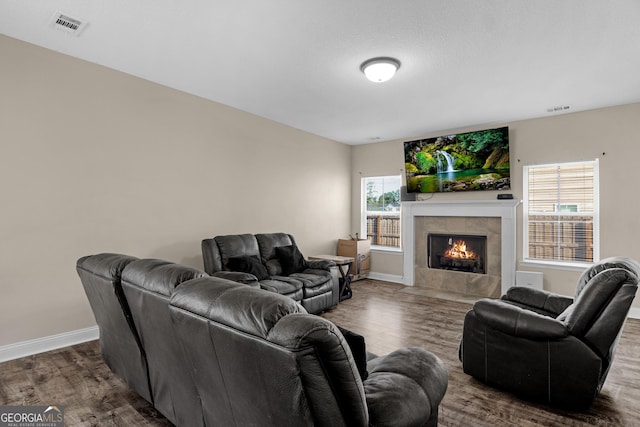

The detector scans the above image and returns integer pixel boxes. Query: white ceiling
[2,1,639,145]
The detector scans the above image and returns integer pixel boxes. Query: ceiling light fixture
[361,57,401,83]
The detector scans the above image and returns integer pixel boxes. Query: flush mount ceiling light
[360,57,401,83]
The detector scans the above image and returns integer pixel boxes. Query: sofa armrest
[502,286,574,316]
[211,271,260,288]
[303,262,340,307]
[306,259,336,270]
[326,265,340,307]
[364,347,448,427]
[473,299,569,339]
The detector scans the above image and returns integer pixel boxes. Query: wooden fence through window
[367,214,400,247]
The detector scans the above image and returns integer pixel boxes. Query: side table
[309,255,355,301]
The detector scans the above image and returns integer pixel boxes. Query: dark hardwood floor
[0,340,171,426]
[1,279,639,426]
[324,280,640,427]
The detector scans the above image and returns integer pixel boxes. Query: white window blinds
[524,160,599,264]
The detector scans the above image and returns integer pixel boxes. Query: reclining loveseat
[202,232,339,313]
[77,252,449,427]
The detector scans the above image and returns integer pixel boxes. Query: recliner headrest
[575,256,640,298]
[214,234,261,268]
[170,276,306,339]
[255,233,295,262]
[76,253,139,280]
[122,259,207,297]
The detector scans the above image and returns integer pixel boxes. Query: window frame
[522,159,599,269]
[361,175,402,252]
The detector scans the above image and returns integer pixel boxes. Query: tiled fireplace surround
[402,199,520,297]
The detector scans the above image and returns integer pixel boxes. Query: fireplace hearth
[428,233,487,274]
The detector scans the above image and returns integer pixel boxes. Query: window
[523,160,599,266]
[362,175,401,249]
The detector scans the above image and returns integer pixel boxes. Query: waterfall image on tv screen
[404,126,510,193]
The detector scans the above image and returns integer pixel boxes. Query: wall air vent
[50,11,88,36]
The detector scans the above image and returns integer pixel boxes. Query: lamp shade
[361,57,400,83]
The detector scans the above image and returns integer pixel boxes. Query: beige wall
[3,33,638,348]
[0,36,352,347]
[353,103,640,309]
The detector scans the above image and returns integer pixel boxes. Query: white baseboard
[365,272,405,284]
[629,307,640,319]
[0,326,99,363]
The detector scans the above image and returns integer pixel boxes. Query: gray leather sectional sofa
[202,232,339,314]
[77,253,449,427]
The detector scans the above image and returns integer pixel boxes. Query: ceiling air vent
[50,11,88,36]
[546,105,571,113]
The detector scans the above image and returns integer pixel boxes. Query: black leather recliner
[459,256,640,409]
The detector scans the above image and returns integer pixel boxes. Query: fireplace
[428,234,487,274]
[402,199,520,297]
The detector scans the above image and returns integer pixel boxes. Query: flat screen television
[404,126,510,193]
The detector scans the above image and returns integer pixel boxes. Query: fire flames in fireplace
[444,240,476,260]
[428,233,487,274]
